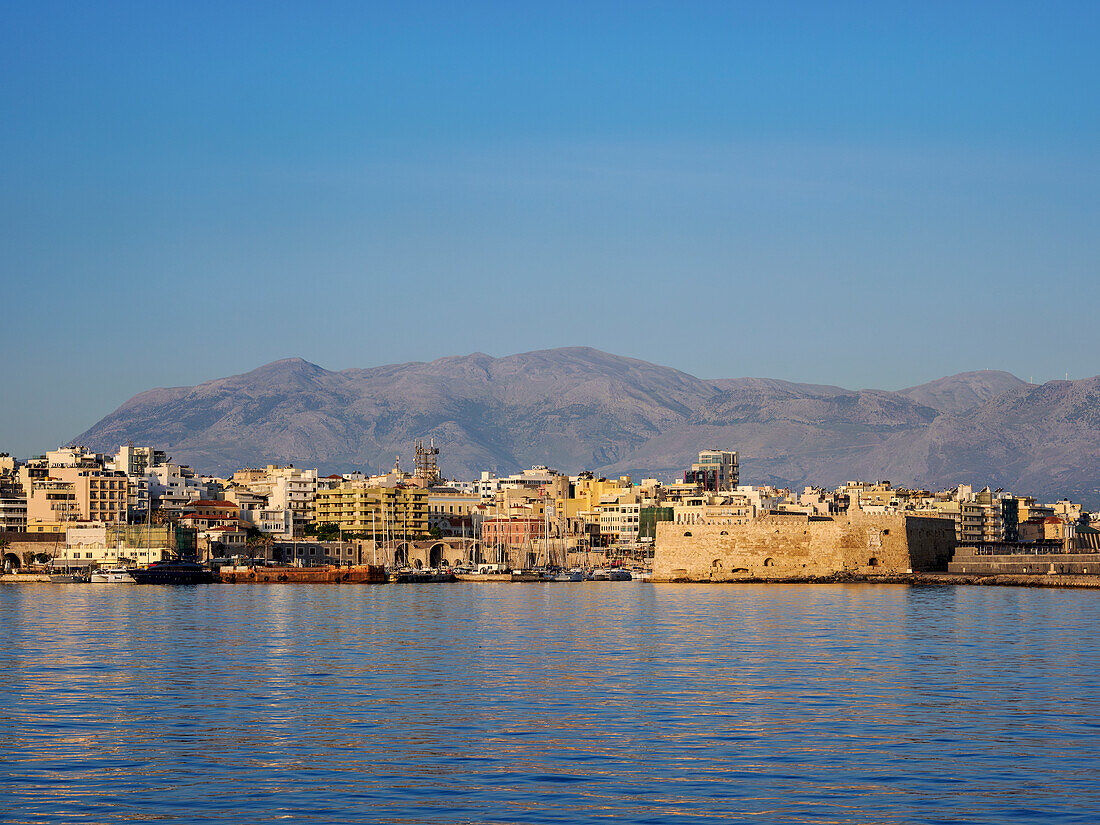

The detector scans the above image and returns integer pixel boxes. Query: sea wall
[653,512,955,582]
[949,548,1100,576]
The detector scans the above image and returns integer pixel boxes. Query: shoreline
[6,570,1100,589]
[653,571,1100,589]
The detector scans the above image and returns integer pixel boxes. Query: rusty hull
[216,565,387,584]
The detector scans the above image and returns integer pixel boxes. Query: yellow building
[561,476,633,521]
[313,483,429,537]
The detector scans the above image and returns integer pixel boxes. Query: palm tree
[244,535,262,566]
[259,532,274,564]
[244,532,274,567]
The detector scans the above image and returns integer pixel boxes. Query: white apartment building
[599,501,642,543]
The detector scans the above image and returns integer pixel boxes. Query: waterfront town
[1,441,1098,583]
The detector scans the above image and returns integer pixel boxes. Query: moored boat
[216,564,386,584]
[454,564,512,582]
[510,569,543,582]
[89,566,136,584]
[545,568,584,582]
[131,561,213,585]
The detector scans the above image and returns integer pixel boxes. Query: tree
[316,522,340,542]
[244,531,275,566]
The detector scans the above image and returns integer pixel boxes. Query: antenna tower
[414,438,441,484]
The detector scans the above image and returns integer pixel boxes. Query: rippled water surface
[3,582,1100,824]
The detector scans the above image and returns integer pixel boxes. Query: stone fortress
[653,511,956,582]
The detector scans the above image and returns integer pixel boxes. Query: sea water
[2,582,1099,824]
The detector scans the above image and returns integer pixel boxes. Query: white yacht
[89,566,137,584]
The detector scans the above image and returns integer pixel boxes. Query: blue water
[2,582,1099,824]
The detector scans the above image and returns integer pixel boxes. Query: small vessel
[89,566,136,584]
[588,568,632,581]
[389,568,454,583]
[454,564,512,582]
[217,564,386,584]
[511,569,544,582]
[131,560,213,585]
[546,567,584,582]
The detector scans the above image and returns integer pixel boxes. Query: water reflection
[2,583,1100,823]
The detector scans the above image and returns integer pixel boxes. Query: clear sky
[2,1,1098,457]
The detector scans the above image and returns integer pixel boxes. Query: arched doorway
[3,553,20,573]
[428,543,445,568]
[393,542,409,567]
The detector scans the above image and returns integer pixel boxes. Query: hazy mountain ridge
[74,347,1100,506]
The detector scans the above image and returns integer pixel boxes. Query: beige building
[26,468,128,528]
[672,493,756,527]
[61,524,188,568]
[426,489,482,535]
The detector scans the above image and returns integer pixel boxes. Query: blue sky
[2,1,1098,456]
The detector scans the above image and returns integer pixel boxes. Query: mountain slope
[898,370,1029,415]
[73,349,1100,506]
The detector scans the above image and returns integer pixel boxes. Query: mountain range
[74,347,1100,507]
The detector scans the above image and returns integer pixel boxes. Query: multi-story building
[148,463,207,512]
[959,489,1003,543]
[684,450,739,492]
[26,468,129,529]
[255,507,293,537]
[598,501,642,543]
[112,445,168,477]
[0,456,27,532]
[0,493,27,532]
[313,483,429,537]
[480,517,545,547]
[1019,516,1075,548]
[231,465,319,537]
[63,524,195,568]
[475,466,565,499]
[672,492,756,526]
[426,489,482,535]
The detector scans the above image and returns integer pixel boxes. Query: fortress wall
[653,513,955,582]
